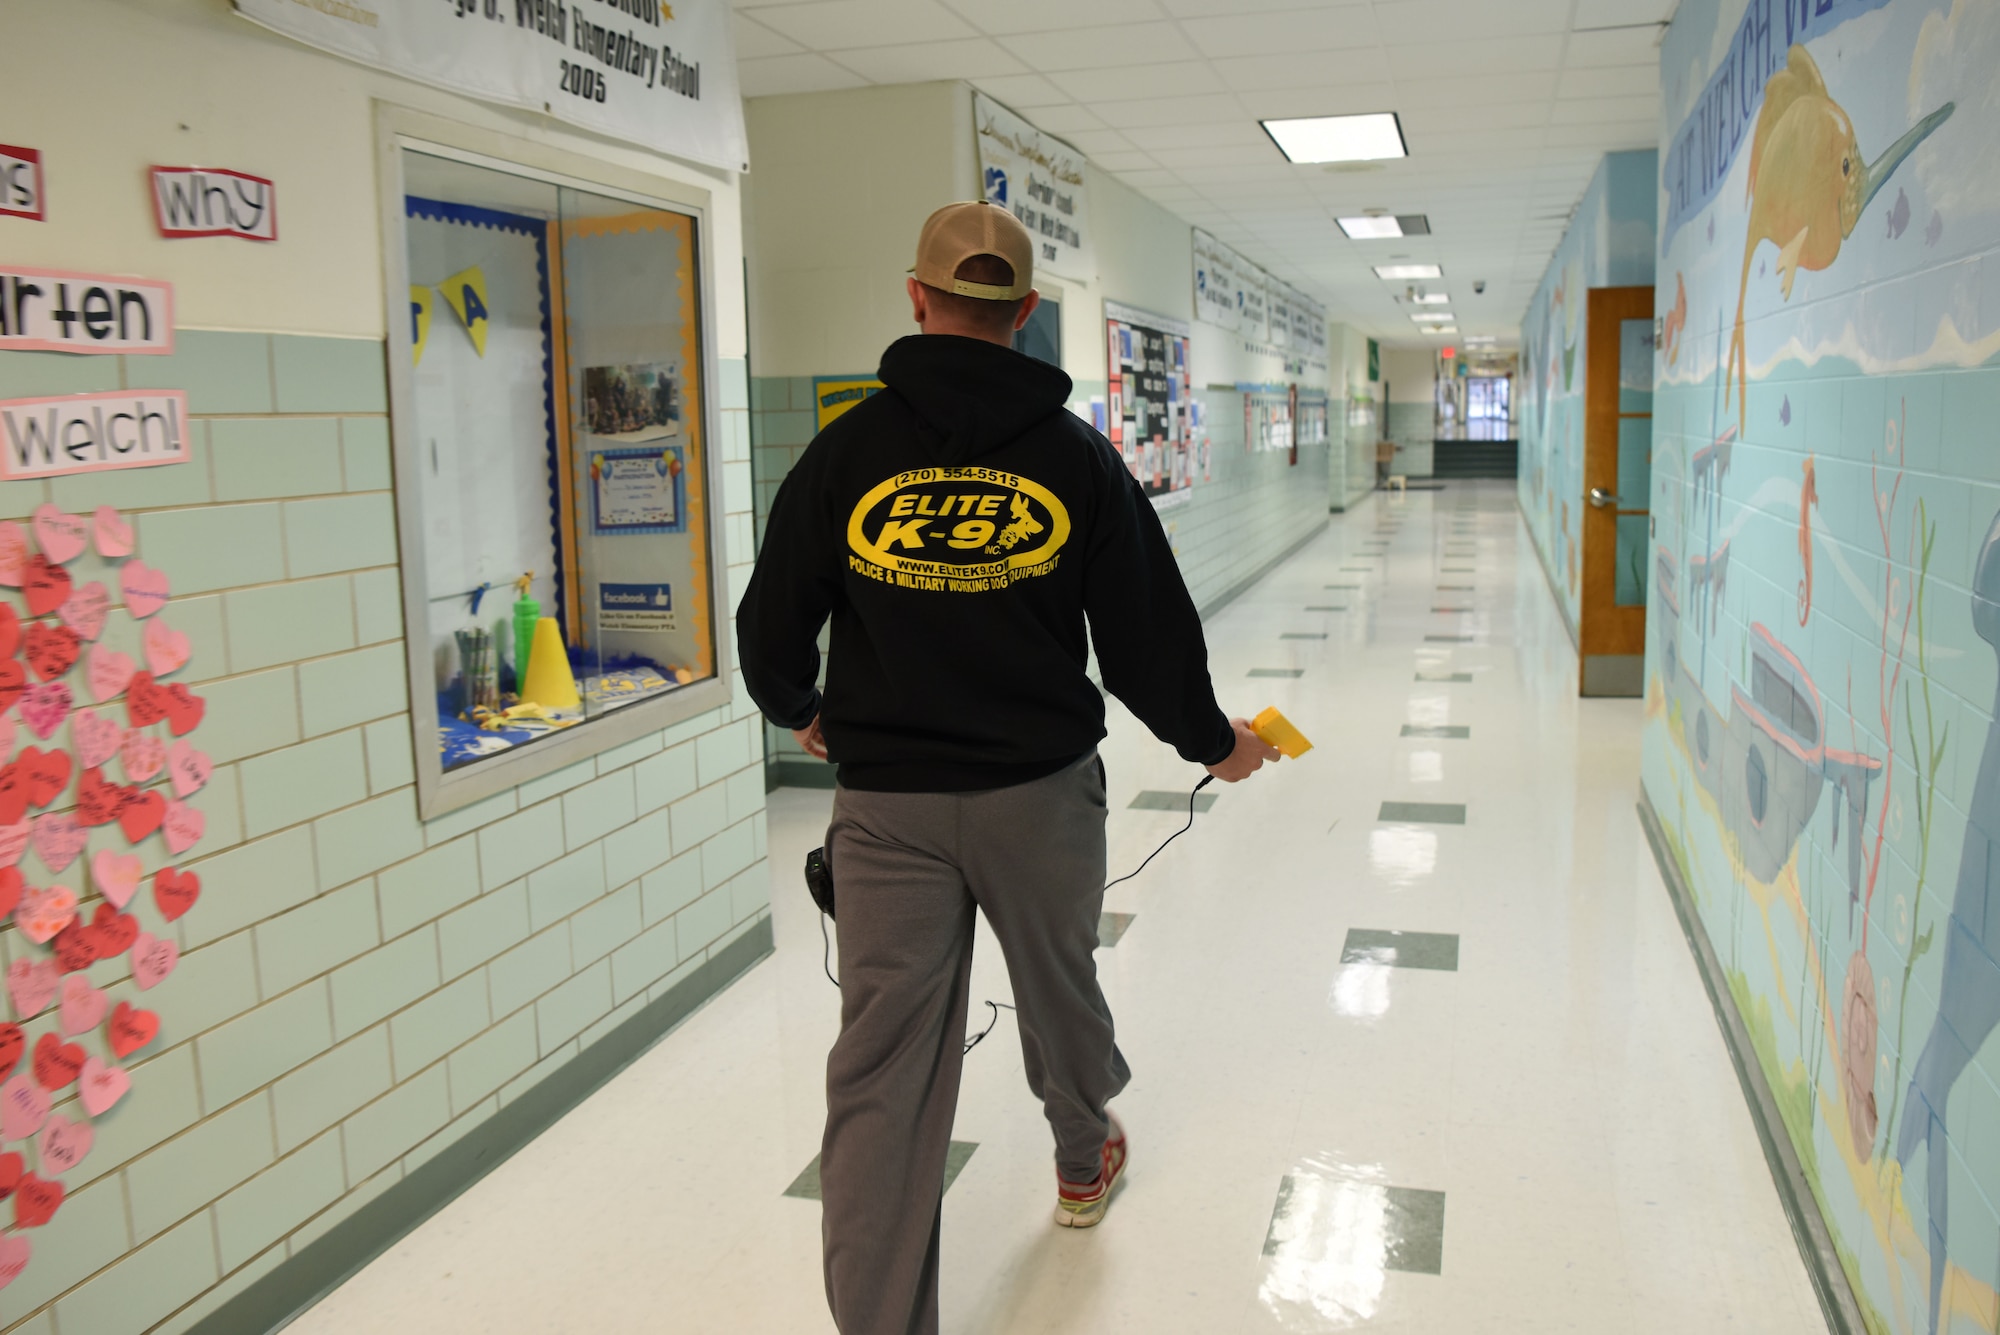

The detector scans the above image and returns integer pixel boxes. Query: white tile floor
[290,481,1826,1333]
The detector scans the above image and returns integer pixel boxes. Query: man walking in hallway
[738,200,1277,1335]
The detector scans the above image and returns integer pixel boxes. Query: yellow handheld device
[1252,706,1313,759]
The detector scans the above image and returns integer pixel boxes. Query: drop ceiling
[733,0,1674,347]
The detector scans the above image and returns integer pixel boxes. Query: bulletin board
[1104,300,1198,503]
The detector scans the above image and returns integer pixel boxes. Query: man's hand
[1205,717,1280,783]
[793,715,829,761]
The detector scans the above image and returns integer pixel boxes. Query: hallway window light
[1373,263,1441,280]
[1262,113,1407,164]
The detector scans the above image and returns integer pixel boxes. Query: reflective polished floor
[291,481,1825,1333]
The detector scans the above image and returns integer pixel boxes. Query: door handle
[1588,487,1622,509]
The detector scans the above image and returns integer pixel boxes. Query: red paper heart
[119,789,165,844]
[0,1151,21,1200]
[50,922,98,976]
[0,661,23,716]
[161,683,205,737]
[0,1025,21,1085]
[12,1173,61,1229]
[21,557,70,618]
[89,903,138,959]
[0,868,18,922]
[31,1033,82,1091]
[0,766,24,829]
[22,623,78,683]
[75,767,131,828]
[108,1003,159,1059]
[125,671,167,728]
[0,604,17,659]
[153,867,199,921]
[18,748,69,810]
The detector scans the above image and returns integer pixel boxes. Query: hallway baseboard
[189,918,776,1335]
[1516,497,1580,651]
[1636,790,1862,1335]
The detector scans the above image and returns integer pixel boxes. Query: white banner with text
[975,94,1093,285]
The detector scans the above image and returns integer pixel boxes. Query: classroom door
[1578,286,1654,697]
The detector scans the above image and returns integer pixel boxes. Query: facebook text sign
[0,391,193,480]
[150,167,277,242]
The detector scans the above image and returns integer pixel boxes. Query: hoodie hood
[878,334,1074,464]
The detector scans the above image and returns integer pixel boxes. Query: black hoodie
[737,334,1233,792]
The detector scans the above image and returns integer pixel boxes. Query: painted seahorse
[1897,512,2000,1335]
[1797,455,1816,625]
[1726,44,1954,434]
[1662,272,1687,367]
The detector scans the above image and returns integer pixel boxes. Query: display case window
[384,136,729,815]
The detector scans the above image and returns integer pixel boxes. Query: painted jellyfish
[1896,510,2000,1335]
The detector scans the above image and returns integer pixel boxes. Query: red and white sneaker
[1053,1113,1128,1228]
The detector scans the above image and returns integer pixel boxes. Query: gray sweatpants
[819,752,1130,1335]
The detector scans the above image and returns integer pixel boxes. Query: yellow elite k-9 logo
[847,467,1071,593]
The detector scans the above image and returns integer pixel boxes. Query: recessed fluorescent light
[1262,113,1407,164]
[1431,326,1459,335]
[1412,292,1450,305]
[1410,312,1454,323]
[1338,215,1401,239]
[1374,263,1442,280]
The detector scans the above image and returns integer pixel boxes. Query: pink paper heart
[36,1113,91,1176]
[91,849,142,909]
[120,731,164,785]
[15,884,77,943]
[143,618,190,677]
[18,683,71,741]
[93,506,133,559]
[0,1232,30,1290]
[58,582,109,642]
[162,800,204,856]
[78,1057,128,1117]
[31,506,87,566]
[0,821,28,870]
[6,960,57,1020]
[0,524,24,587]
[56,976,107,1038]
[29,815,83,876]
[85,644,134,705]
[71,709,122,770]
[0,1075,49,1141]
[131,932,178,990]
[166,741,211,800]
[119,560,169,620]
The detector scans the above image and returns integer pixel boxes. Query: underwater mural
[1646,0,2000,1330]
[1517,149,1658,635]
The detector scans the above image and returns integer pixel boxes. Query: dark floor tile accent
[1401,725,1470,739]
[1340,565,1377,572]
[1130,789,1218,813]
[1342,928,1460,971]
[1378,800,1466,824]
[1250,668,1304,679]
[1305,604,1347,612]
[788,1141,979,1200]
[1324,583,1361,590]
[1264,1174,1447,1277]
[1281,632,1328,640]
[1098,912,1135,947]
[1432,606,1474,613]
[1424,634,1473,643]
[1437,585,1475,591]
[1415,672,1475,683]
[1441,567,1476,573]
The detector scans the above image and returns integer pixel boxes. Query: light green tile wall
[0,336,768,1332]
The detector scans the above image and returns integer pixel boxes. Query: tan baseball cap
[911,201,1035,300]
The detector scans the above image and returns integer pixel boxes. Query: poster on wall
[1191,229,1239,331]
[590,446,684,533]
[151,167,277,242]
[1237,268,1269,345]
[233,0,748,172]
[1266,284,1292,351]
[812,376,884,431]
[0,144,43,221]
[974,93,1093,283]
[1290,289,1320,352]
[1105,300,1196,507]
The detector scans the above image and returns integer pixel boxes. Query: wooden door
[1578,286,1654,697]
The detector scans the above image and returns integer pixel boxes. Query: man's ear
[907,277,929,328]
[1013,289,1041,332]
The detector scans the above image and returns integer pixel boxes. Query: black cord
[963,1000,1015,1055]
[820,909,840,989]
[1102,774,1214,892]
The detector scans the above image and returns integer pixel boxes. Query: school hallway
[282,481,1821,1333]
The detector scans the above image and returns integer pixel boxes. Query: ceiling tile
[1048,61,1225,102]
[1573,0,1675,27]
[1557,65,1660,99]
[1210,48,1384,92]
[969,73,1072,108]
[1235,83,1399,120]
[1111,168,1185,188]
[1151,143,1280,171]
[1061,128,1139,154]
[733,13,803,59]
[738,53,871,97]
[1015,103,1108,133]
[1390,71,1559,109]
[1375,0,1571,42]
[1564,25,1663,67]
[1385,33,1562,78]
[1400,100,1550,136]
[1119,121,1271,152]
[745,0,975,50]
[1541,120,1657,148]
[1546,94,1658,125]
[1086,92,1250,129]
[1178,5,1378,58]
[1090,150,1163,171]
[997,22,1199,70]
[939,0,1171,35]
[833,37,1027,81]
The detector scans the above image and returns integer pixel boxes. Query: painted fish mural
[1725,44,1955,434]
